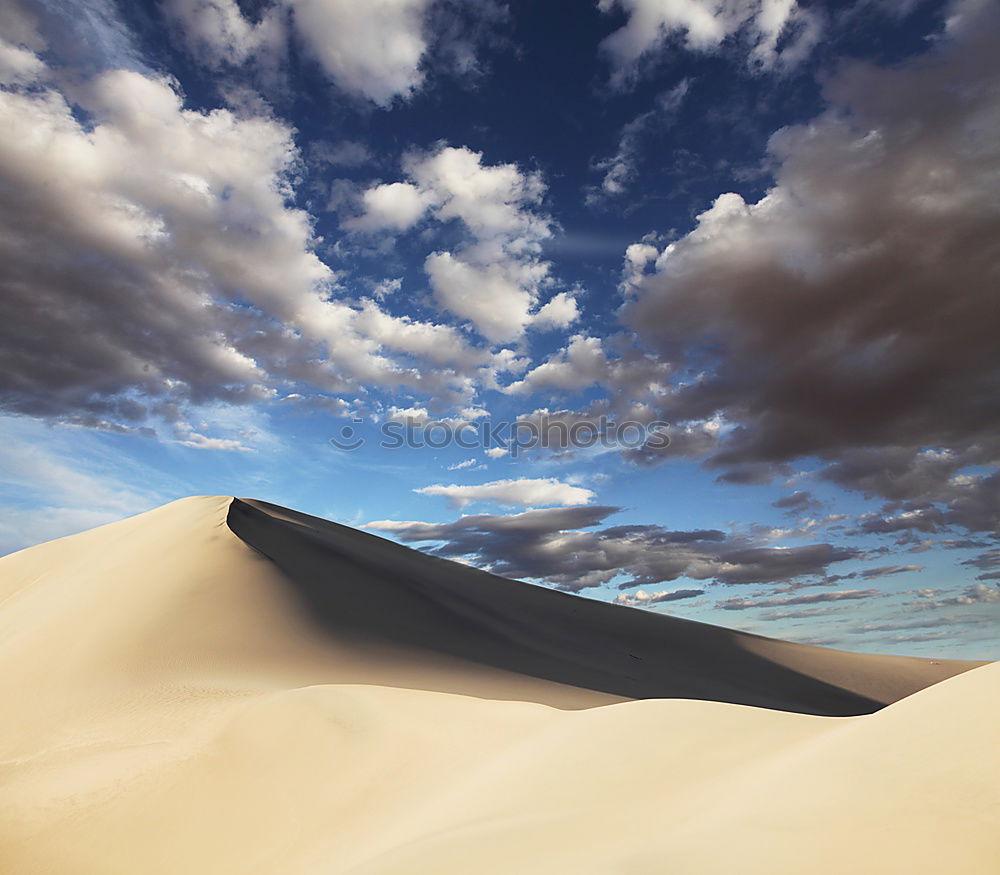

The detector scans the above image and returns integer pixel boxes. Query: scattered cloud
[848,470,1000,538]
[598,0,820,87]
[917,583,1000,608]
[174,424,253,452]
[310,139,373,168]
[858,564,923,580]
[772,490,821,515]
[503,335,608,395]
[163,0,287,72]
[369,505,861,591]
[166,0,502,106]
[587,78,690,204]
[847,611,998,638]
[504,336,668,401]
[963,548,1000,581]
[613,587,704,607]
[384,405,488,430]
[716,589,882,611]
[414,477,596,508]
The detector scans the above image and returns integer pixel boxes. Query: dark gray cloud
[711,544,861,586]
[716,589,882,611]
[714,463,792,486]
[847,470,1000,538]
[822,564,924,585]
[853,506,947,537]
[617,0,1000,515]
[368,506,861,592]
[858,564,922,580]
[942,538,994,550]
[772,490,821,515]
[820,447,971,502]
[961,548,1000,583]
[757,607,852,621]
[849,610,998,637]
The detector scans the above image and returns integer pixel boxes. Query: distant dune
[0,496,995,874]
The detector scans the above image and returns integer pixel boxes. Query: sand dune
[0,495,995,874]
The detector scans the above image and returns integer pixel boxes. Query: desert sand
[0,495,996,874]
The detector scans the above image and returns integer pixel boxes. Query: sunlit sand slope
[0,496,993,874]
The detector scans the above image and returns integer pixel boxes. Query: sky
[0,0,998,659]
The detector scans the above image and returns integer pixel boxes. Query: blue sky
[1,0,998,658]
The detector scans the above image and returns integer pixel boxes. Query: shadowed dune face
[227,498,982,715]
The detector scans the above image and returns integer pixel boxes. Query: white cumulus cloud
[0,53,512,429]
[348,145,577,342]
[414,477,596,508]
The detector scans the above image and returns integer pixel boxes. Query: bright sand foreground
[0,496,996,873]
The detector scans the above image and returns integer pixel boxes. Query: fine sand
[0,495,995,874]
